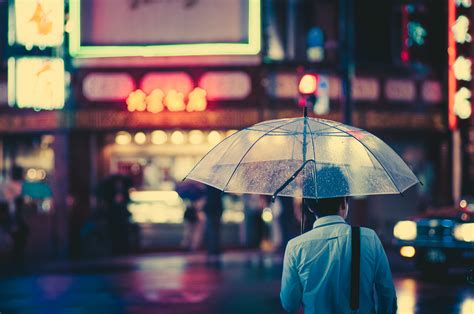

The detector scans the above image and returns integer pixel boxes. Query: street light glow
[115,131,132,145]
[393,221,417,240]
[151,130,168,145]
[400,246,416,258]
[134,132,147,145]
[298,74,318,95]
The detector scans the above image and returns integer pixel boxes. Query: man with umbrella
[185,114,417,313]
[280,167,397,313]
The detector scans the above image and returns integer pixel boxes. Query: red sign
[126,88,207,113]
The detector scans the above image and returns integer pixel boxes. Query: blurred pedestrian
[203,186,223,265]
[0,202,13,261]
[279,196,298,250]
[181,197,206,251]
[280,167,397,313]
[2,166,24,216]
[242,194,263,249]
[97,173,133,256]
[10,197,29,264]
[268,196,283,251]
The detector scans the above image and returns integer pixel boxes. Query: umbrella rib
[183,129,241,181]
[315,120,402,194]
[222,119,297,192]
[306,121,318,199]
[272,159,316,200]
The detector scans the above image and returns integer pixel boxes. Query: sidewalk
[0,251,471,314]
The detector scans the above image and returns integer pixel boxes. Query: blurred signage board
[266,72,298,99]
[327,76,341,99]
[314,75,329,115]
[12,0,64,47]
[69,0,261,57]
[199,71,252,100]
[352,77,379,101]
[0,81,7,105]
[83,73,135,101]
[266,73,373,101]
[267,72,441,105]
[421,80,443,103]
[141,72,193,95]
[384,79,416,102]
[8,57,65,110]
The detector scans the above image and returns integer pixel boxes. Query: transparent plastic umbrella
[185,115,419,200]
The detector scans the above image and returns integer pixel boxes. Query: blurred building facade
[0,0,471,259]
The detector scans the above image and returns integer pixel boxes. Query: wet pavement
[0,252,473,314]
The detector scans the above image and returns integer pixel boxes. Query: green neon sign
[69,0,261,58]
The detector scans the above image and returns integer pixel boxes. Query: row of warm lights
[115,130,238,146]
[394,220,474,243]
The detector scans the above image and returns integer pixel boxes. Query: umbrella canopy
[185,117,419,200]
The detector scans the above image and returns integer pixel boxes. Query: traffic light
[298,74,318,95]
[298,74,318,110]
[298,73,330,115]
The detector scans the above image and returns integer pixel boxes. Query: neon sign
[449,0,472,127]
[126,88,207,113]
[12,0,64,48]
[68,0,261,58]
[8,57,65,110]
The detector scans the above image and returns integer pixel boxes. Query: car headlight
[393,220,417,240]
[453,223,474,242]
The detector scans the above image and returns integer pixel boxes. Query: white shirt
[280,215,397,314]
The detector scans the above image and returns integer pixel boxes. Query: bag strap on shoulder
[350,226,360,311]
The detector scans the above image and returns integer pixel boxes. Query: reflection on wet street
[0,252,472,314]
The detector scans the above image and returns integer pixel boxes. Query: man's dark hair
[304,197,345,217]
[304,166,350,217]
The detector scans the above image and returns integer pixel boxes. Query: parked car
[393,204,474,274]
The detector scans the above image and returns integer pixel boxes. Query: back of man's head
[305,166,350,217]
[305,197,345,217]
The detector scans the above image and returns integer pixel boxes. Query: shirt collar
[313,215,346,229]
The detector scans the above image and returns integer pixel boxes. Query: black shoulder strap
[350,226,360,311]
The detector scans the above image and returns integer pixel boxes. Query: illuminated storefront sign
[449,0,473,127]
[8,57,65,110]
[421,81,443,104]
[83,73,135,101]
[352,77,379,101]
[126,88,207,113]
[385,79,416,102]
[68,0,261,58]
[12,0,64,47]
[141,72,193,95]
[199,72,252,100]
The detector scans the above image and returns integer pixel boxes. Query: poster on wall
[13,0,64,47]
[8,57,65,110]
[69,0,261,57]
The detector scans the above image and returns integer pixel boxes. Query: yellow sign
[14,0,64,47]
[9,58,65,110]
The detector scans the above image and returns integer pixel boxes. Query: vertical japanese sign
[448,0,472,130]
